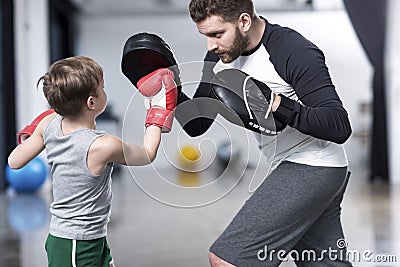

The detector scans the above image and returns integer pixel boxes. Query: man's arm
[273,92,352,144]
[271,39,352,144]
[175,52,220,137]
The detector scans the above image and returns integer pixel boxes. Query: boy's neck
[62,113,96,133]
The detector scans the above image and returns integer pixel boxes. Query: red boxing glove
[137,68,178,132]
[17,109,55,144]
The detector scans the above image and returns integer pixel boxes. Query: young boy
[8,56,173,266]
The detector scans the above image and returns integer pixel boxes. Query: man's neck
[245,16,266,52]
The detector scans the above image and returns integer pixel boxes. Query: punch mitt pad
[121,32,181,93]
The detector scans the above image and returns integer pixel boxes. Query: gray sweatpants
[210,161,352,266]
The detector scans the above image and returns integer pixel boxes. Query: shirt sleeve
[272,41,352,144]
[175,52,220,137]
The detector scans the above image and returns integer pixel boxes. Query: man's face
[196,15,249,63]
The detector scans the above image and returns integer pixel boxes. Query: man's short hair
[189,0,255,23]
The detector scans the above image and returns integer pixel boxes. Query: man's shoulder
[263,20,323,70]
[264,20,317,53]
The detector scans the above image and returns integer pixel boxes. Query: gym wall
[385,0,400,184]
[14,0,50,132]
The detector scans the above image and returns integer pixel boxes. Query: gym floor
[1,136,399,267]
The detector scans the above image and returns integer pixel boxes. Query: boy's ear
[87,96,95,110]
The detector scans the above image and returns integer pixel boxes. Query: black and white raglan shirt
[177,18,352,168]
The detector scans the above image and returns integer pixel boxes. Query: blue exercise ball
[7,194,49,232]
[5,157,48,193]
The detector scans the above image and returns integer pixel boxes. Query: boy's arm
[17,109,55,144]
[92,125,162,167]
[8,113,55,169]
[122,125,162,165]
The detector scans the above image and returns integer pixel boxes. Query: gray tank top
[43,115,113,240]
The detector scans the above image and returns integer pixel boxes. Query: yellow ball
[179,145,201,162]
[178,171,200,187]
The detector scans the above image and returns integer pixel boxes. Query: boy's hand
[137,68,178,133]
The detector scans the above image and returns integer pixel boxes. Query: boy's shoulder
[91,134,122,152]
[37,112,58,135]
[89,134,123,165]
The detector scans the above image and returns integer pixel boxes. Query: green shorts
[45,234,114,267]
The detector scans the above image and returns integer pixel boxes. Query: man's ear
[87,96,95,110]
[238,13,251,32]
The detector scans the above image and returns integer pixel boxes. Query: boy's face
[196,15,249,63]
[95,79,107,115]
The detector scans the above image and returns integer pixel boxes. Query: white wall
[14,0,50,131]
[385,0,400,185]
[13,1,51,264]
[77,10,372,169]
[386,1,400,259]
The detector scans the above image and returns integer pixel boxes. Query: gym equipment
[136,68,178,132]
[210,69,286,136]
[121,32,181,92]
[17,109,55,144]
[178,171,200,187]
[5,157,48,193]
[7,194,48,232]
[179,145,201,162]
[178,145,201,168]
[121,32,181,133]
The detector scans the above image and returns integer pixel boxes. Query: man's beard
[218,27,250,63]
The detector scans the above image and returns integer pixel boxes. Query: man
[175,0,353,266]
